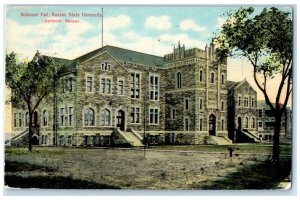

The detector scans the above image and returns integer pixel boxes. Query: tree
[6,51,62,151]
[214,7,292,161]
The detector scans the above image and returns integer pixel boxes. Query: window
[62,79,66,93]
[14,113,17,127]
[150,75,159,100]
[131,107,140,123]
[25,112,29,126]
[150,108,159,124]
[258,109,263,117]
[221,73,225,85]
[258,121,263,128]
[185,98,189,110]
[118,80,124,95]
[221,119,225,131]
[59,135,64,146]
[176,72,182,88]
[199,118,203,131]
[199,98,203,110]
[131,73,140,98]
[68,136,72,145]
[251,97,255,108]
[101,109,111,126]
[221,101,225,111]
[251,117,255,128]
[69,107,73,126]
[238,96,241,106]
[84,108,95,126]
[43,110,48,126]
[68,78,73,92]
[244,97,249,107]
[19,113,22,127]
[100,78,111,94]
[45,135,48,144]
[171,108,176,119]
[86,76,93,92]
[101,61,111,71]
[184,117,189,131]
[210,71,215,84]
[60,108,65,126]
[245,117,249,128]
[199,70,203,82]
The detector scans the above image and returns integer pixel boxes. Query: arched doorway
[116,110,125,131]
[209,114,216,136]
[238,117,242,130]
[34,111,38,126]
[32,135,38,145]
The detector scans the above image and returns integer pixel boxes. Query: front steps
[205,135,232,145]
[115,129,144,147]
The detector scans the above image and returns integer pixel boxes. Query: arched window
[245,117,249,128]
[176,72,182,88]
[199,69,203,82]
[101,109,110,126]
[210,71,215,84]
[251,117,255,128]
[221,73,225,85]
[25,112,29,127]
[84,108,95,126]
[43,110,48,126]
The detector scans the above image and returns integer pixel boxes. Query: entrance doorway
[116,110,125,131]
[238,117,242,130]
[32,135,38,145]
[209,114,216,136]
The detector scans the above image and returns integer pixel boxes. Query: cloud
[160,33,206,49]
[104,15,131,31]
[216,17,226,29]
[6,18,60,58]
[179,19,206,33]
[145,15,172,31]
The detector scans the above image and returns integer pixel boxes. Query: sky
[5,5,293,106]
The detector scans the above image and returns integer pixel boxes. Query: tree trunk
[28,112,33,151]
[272,112,282,161]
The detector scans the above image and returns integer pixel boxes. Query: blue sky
[5,5,293,105]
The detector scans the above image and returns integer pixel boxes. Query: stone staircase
[9,128,29,146]
[236,129,260,143]
[205,135,232,145]
[116,129,144,147]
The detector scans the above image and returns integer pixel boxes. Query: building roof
[227,80,241,89]
[41,55,77,74]
[76,45,164,67]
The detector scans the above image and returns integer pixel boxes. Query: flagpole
[101,8,103,47]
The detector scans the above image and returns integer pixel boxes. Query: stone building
[227,79,259,142]
[257,100,292,142]
[10,43,262,146]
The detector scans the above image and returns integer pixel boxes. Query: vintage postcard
[3,4,293,193]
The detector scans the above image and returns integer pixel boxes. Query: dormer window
[101,61,111,71]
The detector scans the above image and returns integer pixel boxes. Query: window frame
[149,74,159,101]
[149,107,159,125]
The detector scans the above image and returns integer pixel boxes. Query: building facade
[227,79,258,142]
[10,43,285,146]
[257,100,292,142]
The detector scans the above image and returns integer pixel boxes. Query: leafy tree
[214,7,292,161]
[6,51,62,151]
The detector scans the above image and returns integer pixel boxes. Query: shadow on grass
[201,157,291,190]
[5,175,120,189]
[5,160,120,189]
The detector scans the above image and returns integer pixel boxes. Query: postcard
[4,5,293,192]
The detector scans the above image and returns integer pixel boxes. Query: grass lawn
[4,146,291,190]
[148,143,292,155]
